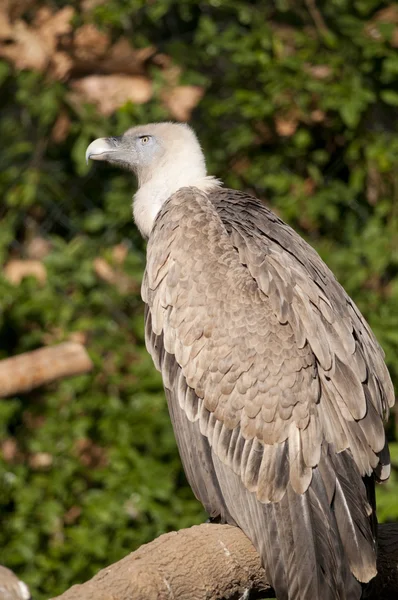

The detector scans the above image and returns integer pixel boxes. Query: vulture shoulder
[142,186,394,592]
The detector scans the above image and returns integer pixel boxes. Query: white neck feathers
[133,158,221,238]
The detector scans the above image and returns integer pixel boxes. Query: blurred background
[0,1,397,598]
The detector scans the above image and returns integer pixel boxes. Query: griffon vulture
[86,122,394,600]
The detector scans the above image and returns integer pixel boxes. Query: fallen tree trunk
[0,342,93,397]
[52,522,398,600]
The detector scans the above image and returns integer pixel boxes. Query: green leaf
[381,89,398,106]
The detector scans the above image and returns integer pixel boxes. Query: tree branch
[304,0,329,35]
[0,342,93,397]
[51,522,398,600]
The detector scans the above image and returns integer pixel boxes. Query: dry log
[51,522,398,600]
[0,342,93,397]
[0,565,31,600]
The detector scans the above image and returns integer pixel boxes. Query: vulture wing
[142,186,394,600]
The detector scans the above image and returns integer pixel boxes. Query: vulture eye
[140,136,150,145]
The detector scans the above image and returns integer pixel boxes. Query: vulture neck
[133,162,221,239]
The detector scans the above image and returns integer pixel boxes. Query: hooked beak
[85,137,121,165]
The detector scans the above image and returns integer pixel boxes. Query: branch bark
[0,342,93,397]
[0,565,31,600]
[51,522,398,600]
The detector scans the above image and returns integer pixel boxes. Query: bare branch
[305,0,328,35]
[0,343,93,397]
[51,522,398,600]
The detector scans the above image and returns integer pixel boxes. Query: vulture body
[86,123,394,600]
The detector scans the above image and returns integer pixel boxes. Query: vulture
[86,122,394,600]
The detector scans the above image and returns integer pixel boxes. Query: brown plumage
[86,123,395,600]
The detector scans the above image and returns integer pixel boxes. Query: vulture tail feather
[328,449,377,583]
[212,444,363,600]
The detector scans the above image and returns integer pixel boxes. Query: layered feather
[142,186,394,599]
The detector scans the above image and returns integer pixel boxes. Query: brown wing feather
[211,189,393,478]
[142,186,394,598]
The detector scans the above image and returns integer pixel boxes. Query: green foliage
[377,442,398,521]
[0,246,205,596]
[0,1,398,598]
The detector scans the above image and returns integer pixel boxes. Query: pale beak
[85,137,120,165]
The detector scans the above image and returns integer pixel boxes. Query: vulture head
[86,122,221,238]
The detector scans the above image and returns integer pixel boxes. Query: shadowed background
[0,1,397,598]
